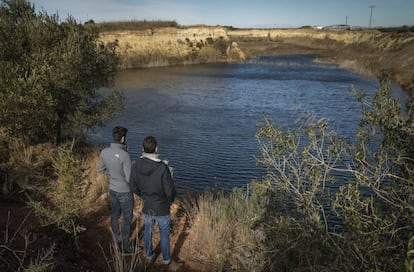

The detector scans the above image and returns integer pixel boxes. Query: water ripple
[92,55,406,194]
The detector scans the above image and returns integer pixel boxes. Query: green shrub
[255,116,345,271]
[0,129,55,195]
[29,142,89,237]
[407,235,414,272]
[253,77,413,271]
[332,77,414,271]
[206,37,214,45]
[214,37,229,56]
[0,0,122,144]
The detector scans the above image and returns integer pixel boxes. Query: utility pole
[369,5,375,28]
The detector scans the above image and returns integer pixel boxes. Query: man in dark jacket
[130,136,177,266]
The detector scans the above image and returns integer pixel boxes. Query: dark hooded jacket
[130,155,176,216]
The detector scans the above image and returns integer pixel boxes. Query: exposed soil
[0,193,210,272]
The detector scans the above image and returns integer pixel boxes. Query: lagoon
[91,54,406,194]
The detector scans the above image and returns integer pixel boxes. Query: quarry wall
[100,26,414,95]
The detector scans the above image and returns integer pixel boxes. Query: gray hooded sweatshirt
[98,143,131,193]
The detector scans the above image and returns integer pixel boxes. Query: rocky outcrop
[100,26,414,96]
[99,26,245,69]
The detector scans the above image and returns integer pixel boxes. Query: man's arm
[162,165,176,204]
[129,160,141,196]
[97,152,108,174]
[123,153,132,183]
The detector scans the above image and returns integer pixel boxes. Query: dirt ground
[78,195,208,272]
[0,193,211,272]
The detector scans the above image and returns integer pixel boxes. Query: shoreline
[227,35,414,96]
[101,27,414,97]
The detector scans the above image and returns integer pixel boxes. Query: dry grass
[0,210,56,271]
[100,236,143,272]
[182,186,267,271]
[84,147,109,205]
[184,192,233,266]
[4,138,56,193]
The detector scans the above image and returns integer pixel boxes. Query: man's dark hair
[143,136,157,153]
[112,126,128,143]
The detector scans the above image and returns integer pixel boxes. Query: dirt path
[78,196,208,271]
[0,194,208,271]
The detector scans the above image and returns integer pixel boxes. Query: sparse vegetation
[0,210,56,272]
[28,141,89,237]
[90,20,179,32]
[377,25,414,33]
[100,237,142,272]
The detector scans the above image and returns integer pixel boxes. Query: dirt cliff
[229,28,414,96]
[100,26,414,96]
[100,26,245,69]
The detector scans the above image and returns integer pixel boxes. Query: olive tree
[334,78,414,271]
[0,0,123,144]
[254,77,413,271]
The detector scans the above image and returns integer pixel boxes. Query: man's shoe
[121,244,136,256]
[143,255,155,266]
[116,242,122,251]
[163,260,184,271]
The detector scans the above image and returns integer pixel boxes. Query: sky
[30,0,414,28]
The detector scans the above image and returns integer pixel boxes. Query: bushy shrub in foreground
[28,141,89,237]
[0,0,123,144]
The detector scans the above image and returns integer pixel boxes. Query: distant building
[322,24,351,30]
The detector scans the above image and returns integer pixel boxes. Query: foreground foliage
[0,0,123,144]
[0,134,104,270]
[28,142,89,236]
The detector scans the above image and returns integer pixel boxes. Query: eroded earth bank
[100,26,414,97]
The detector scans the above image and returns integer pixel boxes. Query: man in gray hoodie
[98,126,134,254]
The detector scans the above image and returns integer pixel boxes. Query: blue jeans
[109,190,133,245]
[144,214,171,263]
